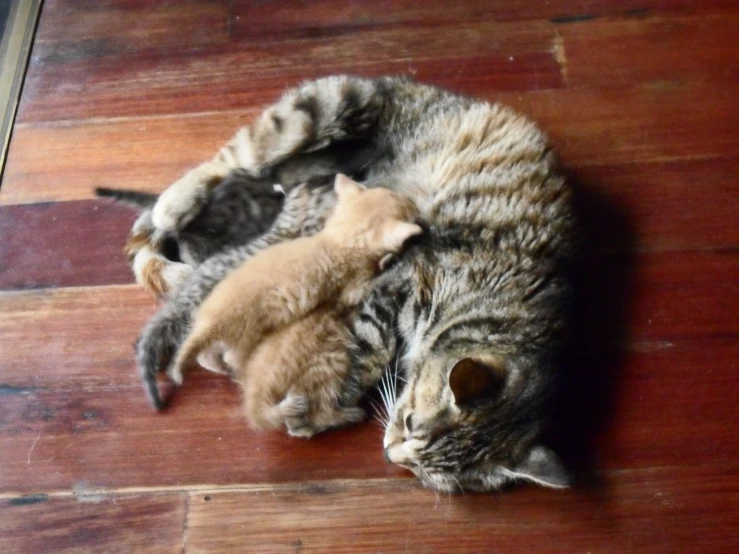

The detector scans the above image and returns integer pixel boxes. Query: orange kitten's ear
[334,174,364,198]
[384,221,423,251]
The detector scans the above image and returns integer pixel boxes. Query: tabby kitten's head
[383,352,571,492]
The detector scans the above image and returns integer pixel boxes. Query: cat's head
[324,174,422,256]
[383,351,571,492]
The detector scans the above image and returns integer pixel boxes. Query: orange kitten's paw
[166,364,185,386]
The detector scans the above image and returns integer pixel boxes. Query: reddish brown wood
[0,493,186,553]
[571,157,739,252]
[495,83,737,167]
[1,111,256,205]
[184,466,739,553]
[33,1,229,64]
[16,20,561,123]
[230,0,738,37]
[0,331,734,492]
[0,286,152,388]
[560,11,739,87]
[0,0,737,549]
[0,376,405,493]
[0,200,136,290]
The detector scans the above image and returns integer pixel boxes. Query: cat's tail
[136,303,191,410]
[97,187,193,298]
[167,323,214,388]
[95,186,159,209]
[259,392,312,436]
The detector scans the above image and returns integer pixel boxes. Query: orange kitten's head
[323,174,422,255]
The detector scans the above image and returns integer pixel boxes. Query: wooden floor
[1,1,738,552]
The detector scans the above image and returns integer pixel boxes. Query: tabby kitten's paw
[152,176,209,232]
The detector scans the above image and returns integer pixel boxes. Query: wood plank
[33,0,229,64]
[0,377,404,494]
[552,338,739,474]
[0,493,185,554]
[571,157,739,252]
[0,241,735,373]
[0,200,136,290]
[4,83,735,206]
[0,366,735,494]
[494,83,737,167]
[183,466,739,553]
[0,247,734,386]
[0,159,736,274]
[230,0,739,38]
[560,11,739,87]
[0,111,254,205]
[0,284,734,491]
[15,20,561,123]
[0,286,152,388]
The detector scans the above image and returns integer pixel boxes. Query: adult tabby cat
[137,75,578,492]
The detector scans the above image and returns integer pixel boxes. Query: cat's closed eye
[404,413,414,433]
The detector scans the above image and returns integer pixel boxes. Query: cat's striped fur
[135,75,578,492]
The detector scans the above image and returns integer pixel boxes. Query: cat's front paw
[152,176,209,232]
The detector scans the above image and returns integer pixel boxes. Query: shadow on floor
[546,168,637,490]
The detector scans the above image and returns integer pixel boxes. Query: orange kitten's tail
[168,324,214,386]
[259,393,312,436]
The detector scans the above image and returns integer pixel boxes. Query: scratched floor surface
[0,1,737,552]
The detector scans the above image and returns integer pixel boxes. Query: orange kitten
[171,174,421,436]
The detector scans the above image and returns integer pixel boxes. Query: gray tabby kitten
[136,75,578,492]
[96,172,286,297]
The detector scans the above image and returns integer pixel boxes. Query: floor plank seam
[3,462,737,500]
[181,492,190,554]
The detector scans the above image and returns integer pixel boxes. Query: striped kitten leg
[153,75,383,232]
[343,277,408,406]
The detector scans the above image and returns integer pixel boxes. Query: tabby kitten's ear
[506,445,572,489]
[383,221,423,251]
[448,356,506,405]
[334,174,364,198]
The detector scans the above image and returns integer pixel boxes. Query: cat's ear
[448,356,506,405]
[334,174,364,198]
[383,221,423,251]
[506,445,572,489]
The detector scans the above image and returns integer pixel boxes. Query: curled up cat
[133,75,579,492]
[171,175,422,437]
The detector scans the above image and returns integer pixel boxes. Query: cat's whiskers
[367,396,389,428]
[377,372,392,418]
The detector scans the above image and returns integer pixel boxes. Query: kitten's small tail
[261,392,312,435]
[95,187,158,209]
[168,324,213,387]
[136,305,190,410]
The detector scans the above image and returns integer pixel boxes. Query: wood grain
[1,0,737,550]
[1,110,256,205]
[0,200,137,290]
[0,493,186,554]
[0,320,734,492]
[17,20,561,123]
[496,83,738,167]
[5,84,738,207]
[33,1,229,64]
[560,11,739,87]
[183,466,739,553]
[230,0,738,37]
